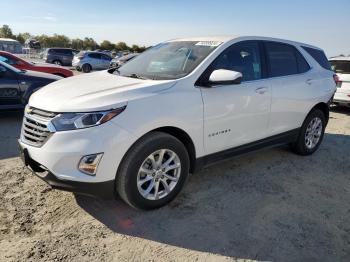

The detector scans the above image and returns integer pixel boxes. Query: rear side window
[330,60,350,74]
[52,49,72,55]
[265,42,309,77]
[302,46,331,70]
[295,50,310,73]
[101,54,111,60]
[88,53,101,59]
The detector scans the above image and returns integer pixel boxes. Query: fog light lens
[78,153,103,176]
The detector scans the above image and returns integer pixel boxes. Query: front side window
[330,60,350,74]
[0,55,16,65]
[209,41,262,82]
[115,41,221,80]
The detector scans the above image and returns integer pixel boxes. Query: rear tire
[82,64,92,73]
[52,60,62,66]
[291,109,326,155]
[116,132,190,210]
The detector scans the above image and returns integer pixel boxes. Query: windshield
[330,60,350,74]
[115,41,221,80]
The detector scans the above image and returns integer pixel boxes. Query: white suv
[19,36,336,209]
[329,56,350,106]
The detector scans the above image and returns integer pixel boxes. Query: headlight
[51,106,126,131]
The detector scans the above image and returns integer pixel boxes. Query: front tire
[82,64,92,73]
[116,132,190,210]
[291,109,326,155]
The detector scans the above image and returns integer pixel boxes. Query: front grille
[21,107,57,147]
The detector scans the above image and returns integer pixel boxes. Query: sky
[1,0,349,56]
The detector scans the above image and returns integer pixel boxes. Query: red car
[0,51,73,78]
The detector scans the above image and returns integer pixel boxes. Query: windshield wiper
[123,73,149,80]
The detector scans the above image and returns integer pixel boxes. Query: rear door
[100,54,112,69]
[62,49,74,65]
[88,53,102,69]
[0,64,21,107]
[264,41,317,135]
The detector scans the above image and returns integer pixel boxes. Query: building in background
[0,38,22,53]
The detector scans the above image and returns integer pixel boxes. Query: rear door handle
[255,87,268,94]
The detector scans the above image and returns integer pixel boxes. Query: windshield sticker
[195,41,222,47]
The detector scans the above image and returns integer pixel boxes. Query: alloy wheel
[304,117,323,149]
[137,149,181,200]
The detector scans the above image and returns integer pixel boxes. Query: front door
[199,41,271,154]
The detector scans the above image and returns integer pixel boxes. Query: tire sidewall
[299,109,326,154]
[120,135,189,209]
[82,64,91,73]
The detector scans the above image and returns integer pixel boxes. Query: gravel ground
[0,107,349,262]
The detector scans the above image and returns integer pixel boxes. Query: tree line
[0,25,147,52]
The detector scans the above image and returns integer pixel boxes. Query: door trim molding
[194,128,300,172]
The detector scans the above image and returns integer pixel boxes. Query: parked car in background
[0,61,61,110]
[109,53,139,69]
[19,36,336,210]
[0,51,73,77]
[43,48,78,66]
[0,38,22,54]
[329,56,350,107]
[72,51,112,73]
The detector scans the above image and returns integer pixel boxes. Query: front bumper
[19,145,115,199]
[18,118,137,198]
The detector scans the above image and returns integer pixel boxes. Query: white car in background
[329,56,350,106]
[18,36,336,210]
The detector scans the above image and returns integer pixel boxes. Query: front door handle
[255,87,268,94]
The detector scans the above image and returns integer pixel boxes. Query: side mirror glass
[208,69,242,86]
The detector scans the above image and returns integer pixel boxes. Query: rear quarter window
[302,46,331,70]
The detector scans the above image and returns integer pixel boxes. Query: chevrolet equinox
[19,36,336,209]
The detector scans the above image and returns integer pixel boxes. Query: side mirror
[208,69,242,86]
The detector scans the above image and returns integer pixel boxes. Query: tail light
[333,74,342,87]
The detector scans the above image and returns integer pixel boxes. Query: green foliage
[0,25,14,38]
[0,24,148,52]
[100,40,115,50]
[15,32,32,44]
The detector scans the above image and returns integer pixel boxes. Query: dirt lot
[0,107,350,262]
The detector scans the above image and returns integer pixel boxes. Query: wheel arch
[309,102,329,124]
[135,126,197,174]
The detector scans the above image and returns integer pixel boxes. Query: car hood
[29,70,176,112]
